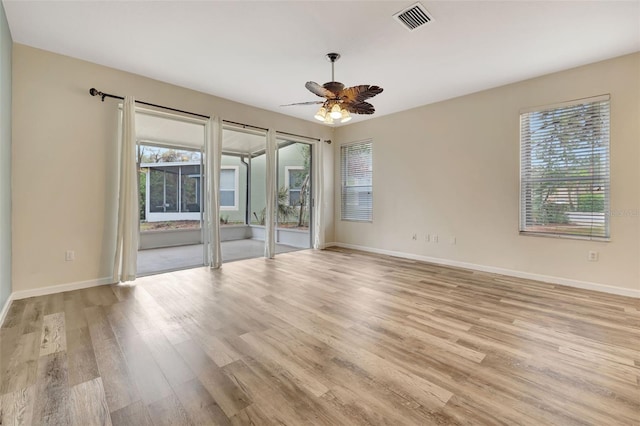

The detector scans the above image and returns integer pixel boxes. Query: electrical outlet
[450,236,456,245]
[433,235,439,243]
[65,250,75,261]
[588,251,599,262]
[425,234,430,242]
[412,233,417,241]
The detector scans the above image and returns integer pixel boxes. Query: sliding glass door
[134,109,207,275]
[220,126,266,262]
[137,143,205,275]
[218,128,314,260]
[276,139,312,249]
[131,109,319,271]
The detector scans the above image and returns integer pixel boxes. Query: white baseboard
[0,292,14,327]
[333,243,640,299]
[11,277,114,301]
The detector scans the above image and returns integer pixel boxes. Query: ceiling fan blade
[305,81,336,99]
[340,85,384,103]
[345,101,375,115]
[280,101,325,107]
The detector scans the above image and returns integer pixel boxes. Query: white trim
[11,277,114,300]
[0,293,14,327]
[333,243,640,299]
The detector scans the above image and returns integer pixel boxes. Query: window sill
[519,231,610,242]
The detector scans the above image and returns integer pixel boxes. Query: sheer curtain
[313,140,325,249]
[205,116,223,268]
[113,96,139,282]
[264,129,277,258]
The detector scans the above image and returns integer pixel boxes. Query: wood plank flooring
[1,247,639,425]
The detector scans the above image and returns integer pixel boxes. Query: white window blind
[341,141,373,222]
[520,95,610,240]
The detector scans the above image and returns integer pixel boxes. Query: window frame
[519,94,610,241]
[340,140,373,223]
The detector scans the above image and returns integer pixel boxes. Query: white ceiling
[3,1,639,126]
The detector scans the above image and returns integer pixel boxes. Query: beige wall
[0,3,12,309]
[12,44,334,293]
[334,53,640,294]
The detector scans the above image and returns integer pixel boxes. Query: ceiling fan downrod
[326,52,340,82]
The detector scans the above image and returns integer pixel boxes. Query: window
[341,141,373,222]
[286,166,305,206]
[520,95,610,239]
[180,164,201,213]
[220,167,238,210]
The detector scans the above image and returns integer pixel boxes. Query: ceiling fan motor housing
[323,81,345,95]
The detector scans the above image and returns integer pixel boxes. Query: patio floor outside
[137,239,302,276]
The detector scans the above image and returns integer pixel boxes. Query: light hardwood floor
[1,247,639,425]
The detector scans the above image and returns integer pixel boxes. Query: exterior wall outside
[0,3,11,311]
[334,53,640,294]
[221,155,247,224]
[139,228,202,250]
[145,212,201,222]
[140,145,304,236]
[277,143,309,210]
[247,226,309,249]
[11,44,333,293]
[250,143,309,225]
[139,226,259,250]
[250,154,266,224]
[141,158,246,224]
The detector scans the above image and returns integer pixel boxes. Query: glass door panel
[276,140,312,250]
[137,144,205,275]
[221,127,266,262]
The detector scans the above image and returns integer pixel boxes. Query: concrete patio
[137,239,302,276]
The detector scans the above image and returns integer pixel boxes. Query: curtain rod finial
[89,88,107,102]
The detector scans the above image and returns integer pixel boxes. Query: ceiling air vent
[393,2,432,31]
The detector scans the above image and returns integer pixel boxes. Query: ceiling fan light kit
[314,106,327,121]
[285,52,383,125]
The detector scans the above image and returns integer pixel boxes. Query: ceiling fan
[282,53,383,124]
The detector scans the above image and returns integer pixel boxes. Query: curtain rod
[89,88,330,144]
[89,88,210,119]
